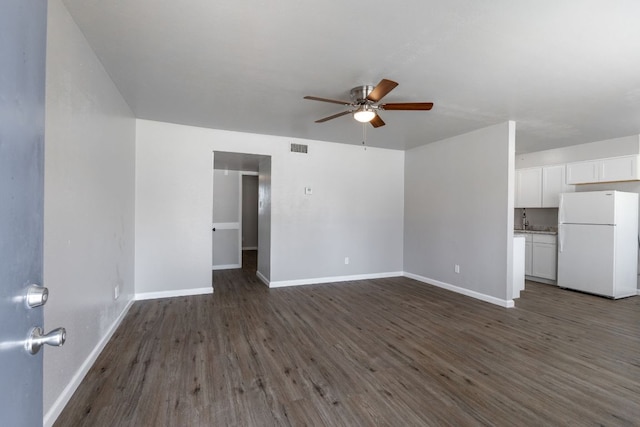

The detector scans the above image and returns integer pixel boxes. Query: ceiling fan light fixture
[305,79,433,127]
[353,106,376,123]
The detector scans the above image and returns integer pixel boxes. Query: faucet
[522,208,529,230]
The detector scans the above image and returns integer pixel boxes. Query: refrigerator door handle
[558,194,565,224]
[558,224,564,253]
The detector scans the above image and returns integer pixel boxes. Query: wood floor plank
[54,255,640,426]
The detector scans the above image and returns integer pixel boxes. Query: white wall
[516,134,640,168]
[404,122,515,305]
[135,119,405,293]
[43,1,136,424]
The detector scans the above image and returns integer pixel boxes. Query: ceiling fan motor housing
[350,85,374,104]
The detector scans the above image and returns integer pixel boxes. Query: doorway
[241,174,259,271]
[211,151,271,286]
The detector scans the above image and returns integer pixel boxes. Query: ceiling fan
[304,79,433,128]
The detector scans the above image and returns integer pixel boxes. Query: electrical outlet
[114,285,120,300]
[454,264,460,274]
[344,257,349,265]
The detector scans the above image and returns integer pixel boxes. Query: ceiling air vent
[290,143,308,154]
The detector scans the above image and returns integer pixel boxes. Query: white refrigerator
[558,191,638,299]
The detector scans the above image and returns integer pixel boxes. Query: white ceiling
[62,0,640,153]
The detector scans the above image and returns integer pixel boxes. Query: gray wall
[135,120,404,292]
[43,0,136,423]
[404,122,515,303]
[242,175,259,249]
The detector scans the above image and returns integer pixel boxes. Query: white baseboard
[135,287,213,301]
[403,272,514,308]
[211,263,241,270]
[43,298,135,427]
[256,270,269,287]
[269,271,403,288]
[525,275,556,286]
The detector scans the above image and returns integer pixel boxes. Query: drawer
[533,234,556,244]
[518,234,532,243]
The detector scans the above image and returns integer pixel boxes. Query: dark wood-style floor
[55,251,640,426]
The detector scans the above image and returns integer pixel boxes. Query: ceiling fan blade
[304,96,351,106]
[315,110,352,123]
[381,102,433,111]
[370,114,385,128]
[367,79,399,102]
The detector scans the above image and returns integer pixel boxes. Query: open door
[212,169,242,270]
[1,1,49,424]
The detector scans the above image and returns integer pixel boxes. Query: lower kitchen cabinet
[523,233,557,282]
[532,236,557,280]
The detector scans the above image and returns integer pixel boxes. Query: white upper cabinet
[542,164,572,208]
[515,168,542,208]
[515,164,573,208]
[566,155,640,184]
[565,160,599,184]
[600,155,638,183]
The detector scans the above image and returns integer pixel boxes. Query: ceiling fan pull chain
[362,123,367,150]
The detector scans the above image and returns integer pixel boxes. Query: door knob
[25,327,66,355]
[25,284,49,308]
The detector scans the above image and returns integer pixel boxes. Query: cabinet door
[600,156,639,183]
[566,160,599,184]
[524,241,532,276]
[515,168,542,208]
[542,165,572,208]
[532,243,557,280]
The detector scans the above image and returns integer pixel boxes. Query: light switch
[304,187,312,195]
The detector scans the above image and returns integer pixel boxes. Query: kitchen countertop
[514,228,557,236]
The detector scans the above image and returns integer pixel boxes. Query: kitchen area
[513,134,640,300]
[514,164,565,286]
